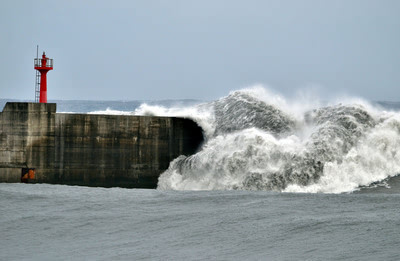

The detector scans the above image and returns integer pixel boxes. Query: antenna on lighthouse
[34,47,53,103]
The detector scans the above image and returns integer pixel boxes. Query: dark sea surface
[1,92,400,260]
[1,184,400,260]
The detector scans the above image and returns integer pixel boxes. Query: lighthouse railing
[34,58,53,68]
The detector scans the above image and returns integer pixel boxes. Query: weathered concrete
[0,102,203,188]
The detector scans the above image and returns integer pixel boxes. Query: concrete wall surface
[0,102,203,188]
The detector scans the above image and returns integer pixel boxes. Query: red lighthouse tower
[34,51,53,103]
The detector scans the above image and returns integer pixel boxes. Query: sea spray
[93,86,400,193]
[285,113,400,193]
[134,103,216,138]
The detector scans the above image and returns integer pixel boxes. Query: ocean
[1,87,400,260]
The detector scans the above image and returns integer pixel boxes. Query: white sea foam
[87,108,134,115]
[157,128,304,191]
[284,114,400,193]
[153,86,400,193]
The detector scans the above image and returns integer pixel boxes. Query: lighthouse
[34,51,53,103]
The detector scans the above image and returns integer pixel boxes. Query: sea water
[1,87,400,260]
[1,184,400,260]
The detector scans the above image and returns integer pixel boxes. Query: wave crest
[138,87,400,193]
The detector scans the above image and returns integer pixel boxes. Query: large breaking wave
[134,86,400,193]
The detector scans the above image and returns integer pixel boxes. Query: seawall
[0,102,203,188]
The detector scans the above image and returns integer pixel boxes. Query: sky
[0,0,399,101]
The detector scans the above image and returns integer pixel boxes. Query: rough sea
[1,87,400,260]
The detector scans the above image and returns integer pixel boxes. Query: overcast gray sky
[1,0,399,101]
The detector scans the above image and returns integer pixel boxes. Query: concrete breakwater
[0,102,203,188]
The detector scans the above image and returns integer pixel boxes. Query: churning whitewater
[133,87,400,193]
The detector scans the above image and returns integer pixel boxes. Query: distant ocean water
[1,87,400,260]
